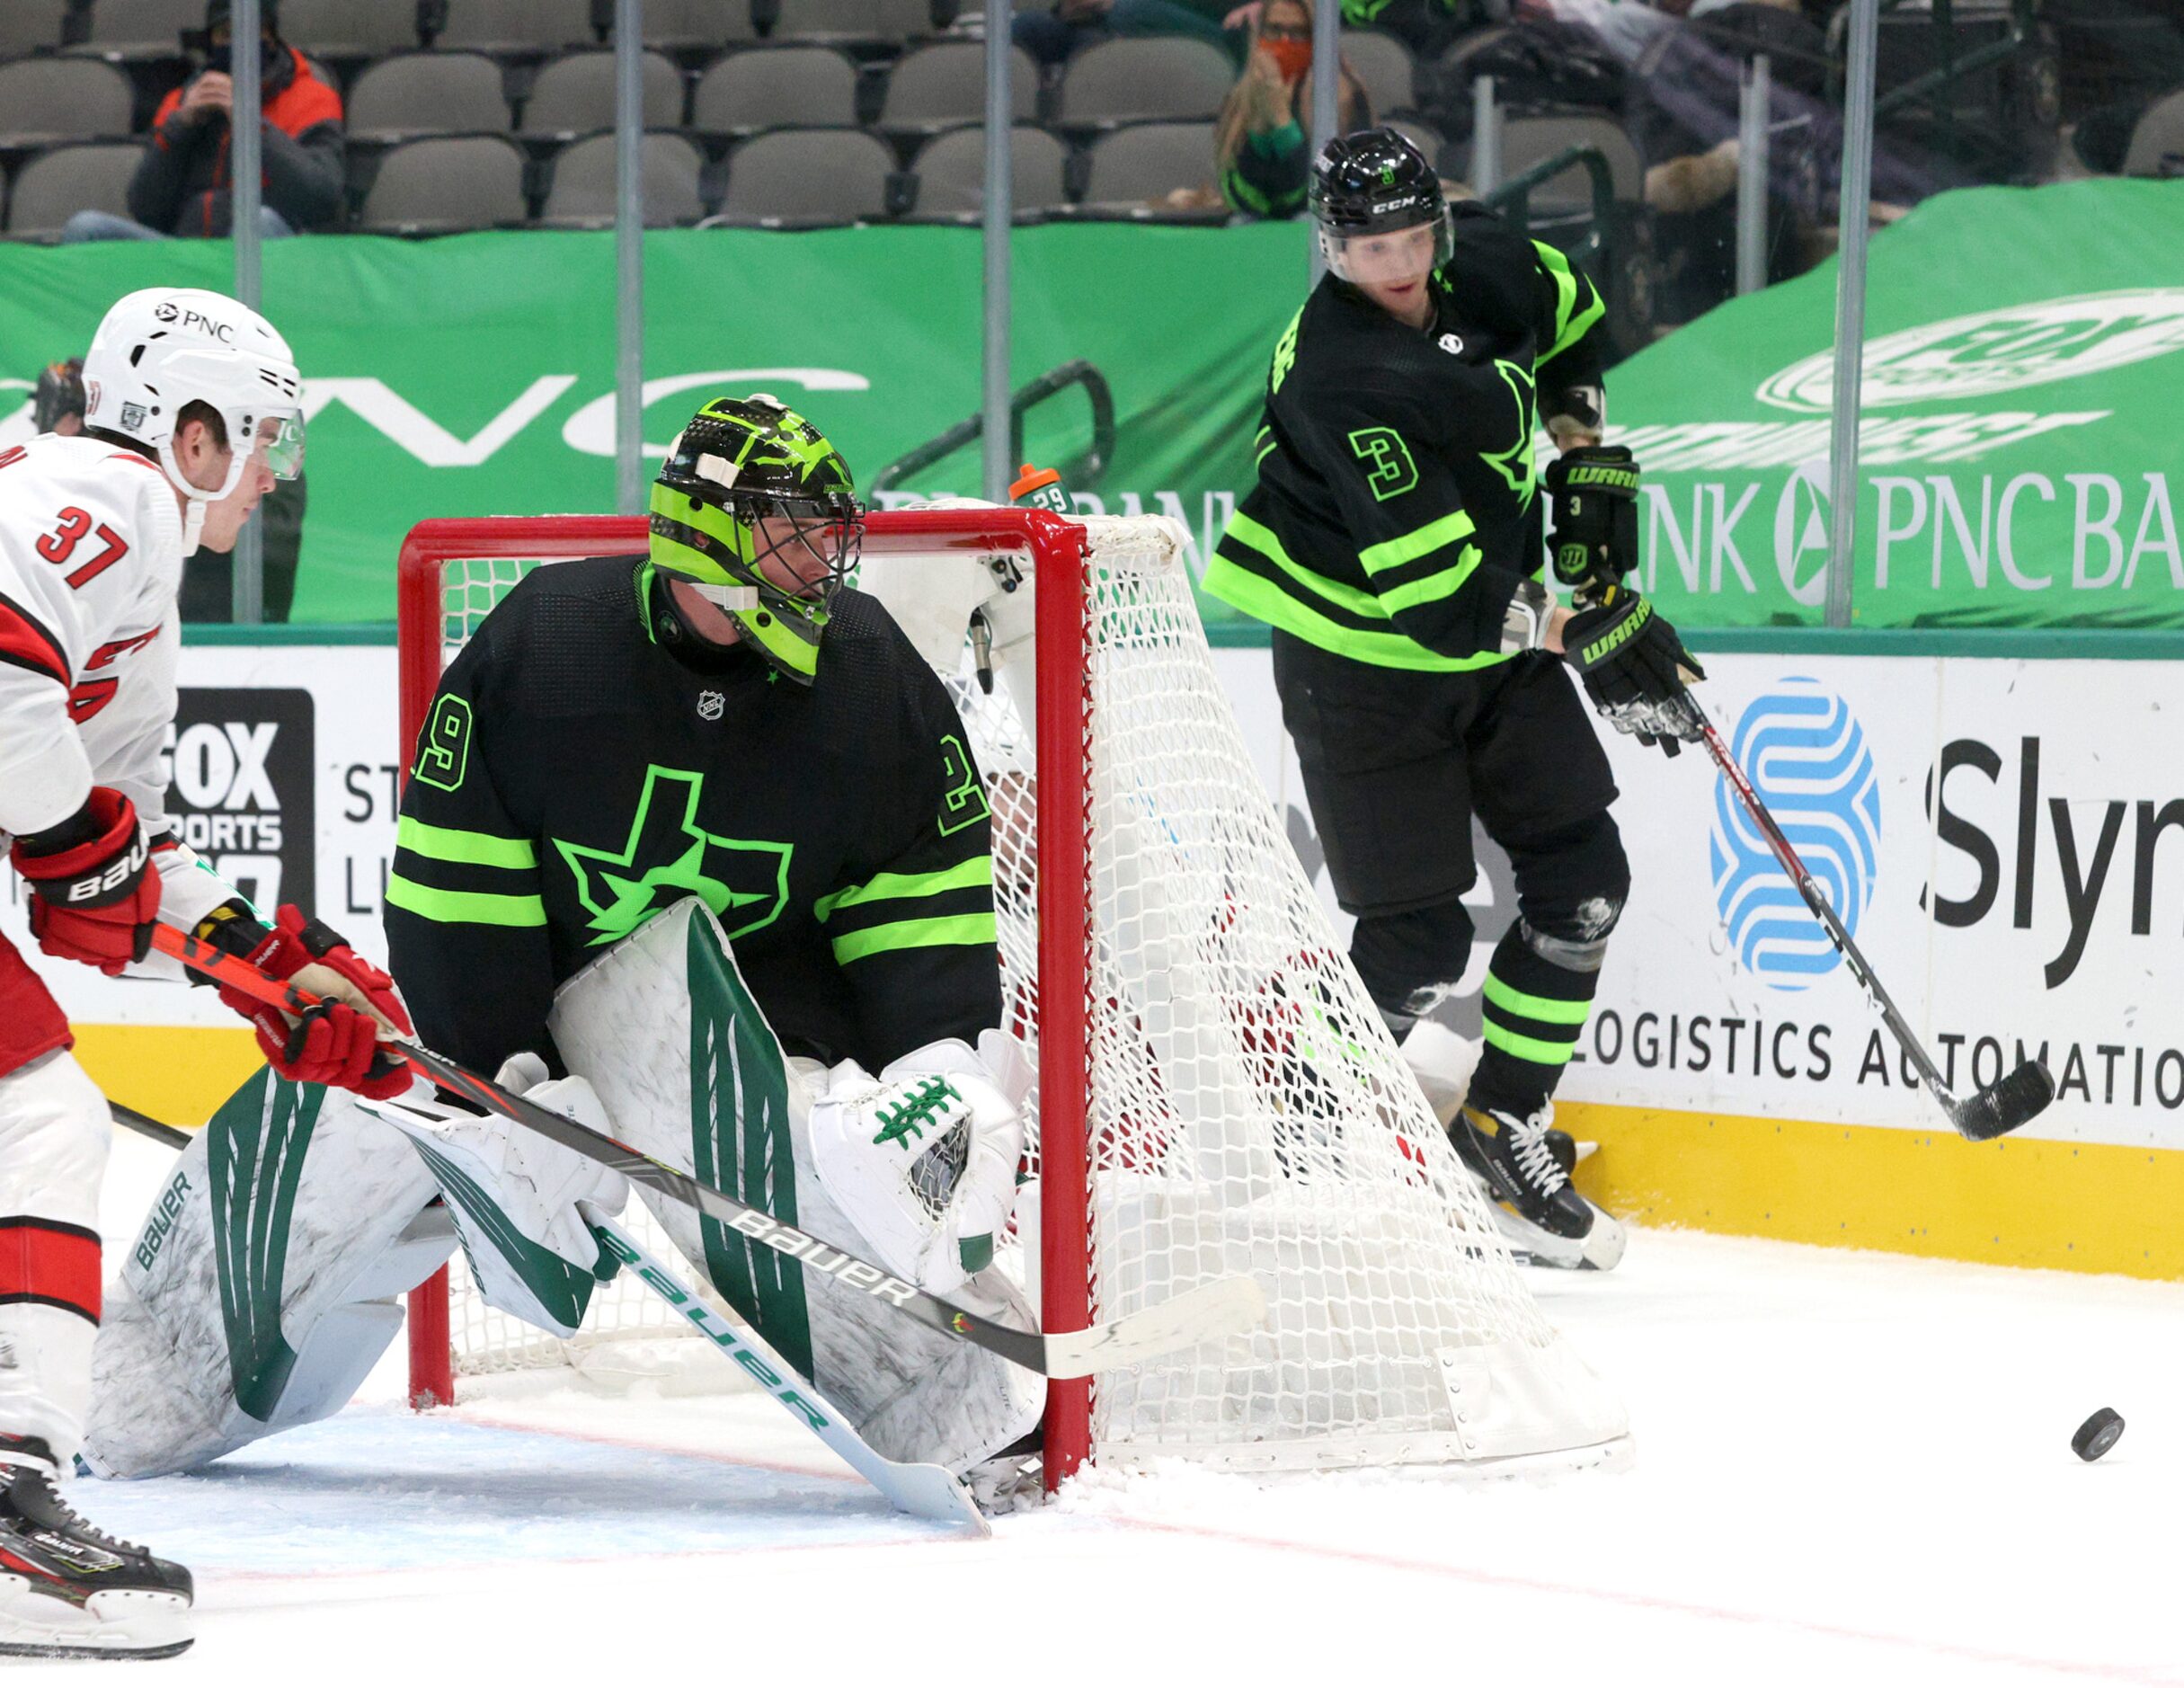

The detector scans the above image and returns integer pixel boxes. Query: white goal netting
[412,512,1626,1470]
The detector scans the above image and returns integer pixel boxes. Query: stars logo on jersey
[1481,360,1540,502]
[553,765,792,947]
[697,689,724,722]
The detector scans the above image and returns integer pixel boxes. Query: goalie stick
[1675,689,2054,1142]
[98,1102,988,1532]
[151,924,1267,1379]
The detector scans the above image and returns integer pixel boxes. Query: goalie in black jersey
[83,399,1042,1487]
[1205,129,1705,1270]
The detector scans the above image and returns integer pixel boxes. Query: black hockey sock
[1465,926,1600,1120]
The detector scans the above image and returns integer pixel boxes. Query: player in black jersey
[1205,129,1703,1267]
[385,397,1002,1079]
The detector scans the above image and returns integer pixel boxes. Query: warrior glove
[1564,588,1706,759]
[1545,445,1641,602]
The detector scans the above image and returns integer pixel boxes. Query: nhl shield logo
[1437,333,1465,356]
[697,689,724,722]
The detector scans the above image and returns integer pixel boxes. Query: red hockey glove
[10,789,159,974]
[192,902,414,1099]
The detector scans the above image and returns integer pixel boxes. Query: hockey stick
[102,1097,986,1529]
[150,925,1266,1378]
[1673,689,2054,1142]
[582,1206,988,1534]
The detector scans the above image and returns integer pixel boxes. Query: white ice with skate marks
[84,1123,2184,1682]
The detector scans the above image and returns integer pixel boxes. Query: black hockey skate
[0,1439,191,1659]
[1452,1105,1594,1239]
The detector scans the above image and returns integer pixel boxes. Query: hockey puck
[2071,1408,2125,1462]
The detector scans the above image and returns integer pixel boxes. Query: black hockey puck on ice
[2072,1408,2125,1461]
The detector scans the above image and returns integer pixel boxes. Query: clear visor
[252,413,306,481]
[1323,213,1452,287]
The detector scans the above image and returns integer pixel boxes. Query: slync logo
[1710,678,1881,990]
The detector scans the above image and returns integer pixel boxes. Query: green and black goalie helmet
[648,395,864,683]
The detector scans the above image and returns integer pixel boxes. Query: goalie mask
[648,395,864,685]
[1309,127,1453,287]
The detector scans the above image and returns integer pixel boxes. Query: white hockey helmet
[81,287,305,549]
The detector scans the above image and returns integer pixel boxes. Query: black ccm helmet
[1308,128,1452,284]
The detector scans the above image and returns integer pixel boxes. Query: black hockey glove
[1545,446,1640,602]
[1563,588,1706,758]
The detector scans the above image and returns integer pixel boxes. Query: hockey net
[395,510,1626,1483]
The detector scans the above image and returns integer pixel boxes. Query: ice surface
[90,1122,2183,1683]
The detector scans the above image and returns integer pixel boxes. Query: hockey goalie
[88,397,1043,1498]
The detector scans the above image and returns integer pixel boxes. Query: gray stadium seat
[769,0,937,47]
[646,0,759,52]
[1484,114,1642,208]
[347,52,512,142]
[521,49,685,138]
[357,134,529,230]
[433,0,597,57]
[280,0,427,58]
[691,47,857,135]
[715,128,894,223]
[1058,39,1233,127]
[539,130,705,225]
[2123,88,2184,177]
[1342,30,1414,112]
[1388,117,1446,174]
[1081,120,1215,204]
[0,0,70,57]
[878,41,1035,135]
[75,0,198,58]
[0,58,135,148]
[910,125,1067,217]
[5,142,144,238]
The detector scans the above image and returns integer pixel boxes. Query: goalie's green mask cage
[648,395,865,684]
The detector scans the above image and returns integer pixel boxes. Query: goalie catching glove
[189,902,415,1098]
[1563,587,1706,758]
[808,1030,1028,1297]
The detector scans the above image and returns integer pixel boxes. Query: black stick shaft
[109,1101,191,1151]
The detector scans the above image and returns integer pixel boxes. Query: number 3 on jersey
[36,506,130,590]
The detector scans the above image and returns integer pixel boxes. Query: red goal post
[395,510,1097,1488]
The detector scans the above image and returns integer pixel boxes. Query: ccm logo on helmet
[151,301,236,344]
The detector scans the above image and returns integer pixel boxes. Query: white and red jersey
[0,434,235,941]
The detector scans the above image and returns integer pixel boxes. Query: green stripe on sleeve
[395,814,537,870]
[1357,509,1478,578]
[1483,973,1593,1025]
[830,911,998,966]
[1201,550,1514,672]
[384,874,547,928]
[814,856,994,925]
[1534,240,1606,360]
[1377,546,1482,614]
[1221,512,1391,619]
[1481,1020,1581,1065]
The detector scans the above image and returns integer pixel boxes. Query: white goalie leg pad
[360,1056,630,1337]
[548,900,1043,1475]
[0,1052,110,1465]
[84,1070,453,1479]
[807,1031,1026,1298]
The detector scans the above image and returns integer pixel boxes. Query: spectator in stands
[64,0,343,243]
[1214,0,1372,218]
[1014,0,1242,68]
[1225,0,1481,60]
[31,361,84,439]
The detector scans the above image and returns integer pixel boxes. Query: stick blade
[1042,1275,1267,1379]
[1954,1059,2055,1142]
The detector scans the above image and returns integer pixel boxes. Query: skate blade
[1485,1196,1627,1272]
[0,1582,192,1660]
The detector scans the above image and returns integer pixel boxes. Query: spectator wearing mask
[1216,0,1373,218]
[64,0,343,243]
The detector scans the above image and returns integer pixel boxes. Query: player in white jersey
[0,288,410,1659]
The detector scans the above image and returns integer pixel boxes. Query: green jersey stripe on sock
[1483,972,1593,1026]
[1482,1020,1580,1066]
